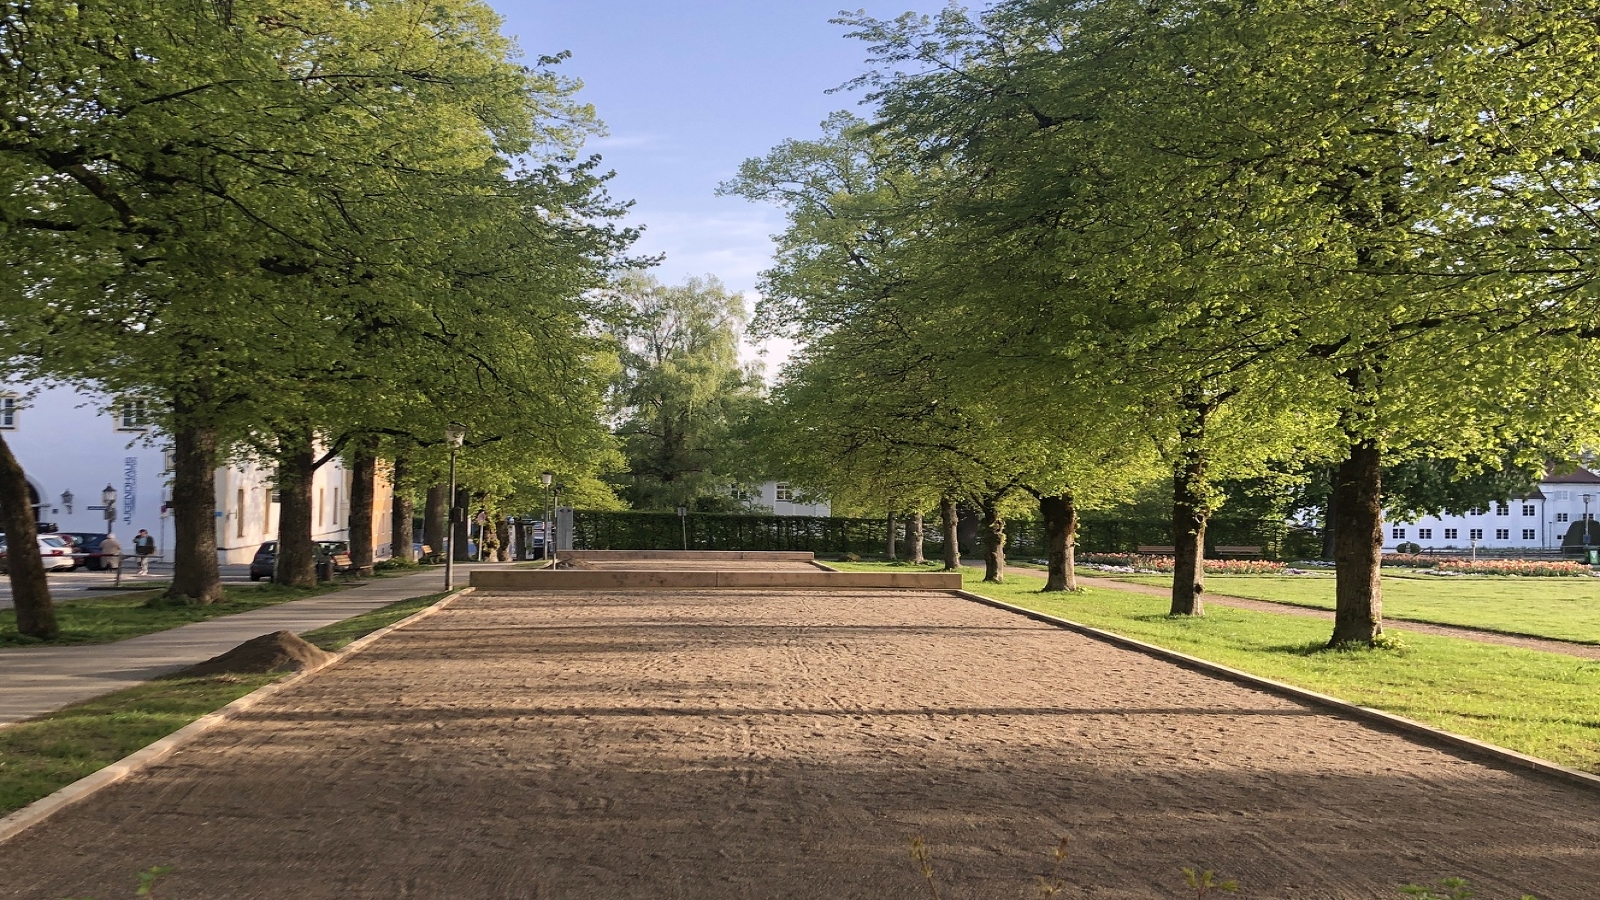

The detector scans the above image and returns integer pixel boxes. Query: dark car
[249,540,352,581]
[59,532,112,570]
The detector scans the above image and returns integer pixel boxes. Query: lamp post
[540,471,554,565]
[1585,493,1595,551]
[677,505,688,551]
[60,490,73,515]
[444,424,466,591]
[551,482,562,568]
[101,484,116,526]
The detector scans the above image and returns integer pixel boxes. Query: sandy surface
[559,559,826,571]
[5,587,1600,899]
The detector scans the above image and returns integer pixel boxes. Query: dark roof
[1543,465,1600,485]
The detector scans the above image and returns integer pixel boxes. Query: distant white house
[3,381,390,564]
[748,481,831,517]
[1383,467,1600,552]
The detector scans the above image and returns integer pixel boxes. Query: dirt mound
[553,557,593,569]
[180,631,334,677]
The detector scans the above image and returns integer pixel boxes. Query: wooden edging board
[556,550,815,561]
[950,589,1600,794]
[0,587,476,846]
[470,570,962,591]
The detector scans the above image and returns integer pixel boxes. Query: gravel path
[5,587,1599,899]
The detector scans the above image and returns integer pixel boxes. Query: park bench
[326,551,360,582]
[1136,545,1176,555]
[1213,545,1264,558]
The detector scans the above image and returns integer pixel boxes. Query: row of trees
[727,0,1600,645]
[0,0,636,637]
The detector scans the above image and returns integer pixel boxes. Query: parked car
[249,540,353,581]
[0,535,77,573]
[58,532,112,570]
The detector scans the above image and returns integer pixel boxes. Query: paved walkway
[0,565,501,726]
[4,573,1598,897]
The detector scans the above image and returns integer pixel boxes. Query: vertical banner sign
[123,457,137,527]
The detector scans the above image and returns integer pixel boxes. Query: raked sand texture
[4,588,1599,899]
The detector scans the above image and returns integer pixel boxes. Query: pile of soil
[179,631,334,677]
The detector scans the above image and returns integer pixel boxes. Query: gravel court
[4,587,1599,899]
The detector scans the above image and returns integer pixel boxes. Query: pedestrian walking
[100,532,123,574]
[133,529,156,575]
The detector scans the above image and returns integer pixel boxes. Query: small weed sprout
[1400,877,1538,900]
[1034,835,1070,897]
[909,834,943,900]
[1182,866,1239,898]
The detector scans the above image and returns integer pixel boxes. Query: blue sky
[487,2,954,299]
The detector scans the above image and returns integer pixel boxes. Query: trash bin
[316,558,334,581]
[1588,549,1598,567]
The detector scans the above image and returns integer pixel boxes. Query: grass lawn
[1105,571,1600,644]
[0,592,449,817]
[0,583,349,648]
[835,562,1600,773]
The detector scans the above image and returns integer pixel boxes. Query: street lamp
[677,505,688,551]
[444,424,466,591]
[60,490,73,514]
[101,484,116,525]
[1585,494,1594,549]
[540,471,554,565]
[551,481,562,569]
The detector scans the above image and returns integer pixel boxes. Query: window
[1468,508,1485,516]
[1418,528,1433,539]
[1557,513,1570,523]
[317,487,325,526]
[1523,504,1536,516]
[1391,528,1406,539]
[775,483,793,502]
[117,399,150,430]
[333,487,340,527]
[262,490,271,535]
[0,396,14,429]
[1496,503,1510,516]
[1554,490,1572,501]
[1495,529,1509,540]
[1470,528,1484,540]
[1522,529,1536,540]
[236,488,245,539]
[1444,528,1458,539]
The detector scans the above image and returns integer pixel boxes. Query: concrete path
[0,565,498,726]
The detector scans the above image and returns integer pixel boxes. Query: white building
[3,381,389,563]
[755,481,831,517]
[1383,467,1600,552]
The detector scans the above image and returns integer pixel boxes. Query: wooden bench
[328,552,360,582]
[1136,545,1176,555]
[1213,545,1264,558]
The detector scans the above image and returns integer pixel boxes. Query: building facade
[4,381,390,563]
[1382,467,1600,552]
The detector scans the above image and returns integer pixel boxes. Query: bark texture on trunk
[274,433,317,588]
[496,515,512,562]
[885,511,897,561]
[348,436,377,572]
[1331,438,1385,646]
[0,430,55,637]
[390,456,415,564]
[980,498,1006,583]
[906,512,925,565]
[1170,447,1209,617]
[167,421,224,604]
[940,495,960,571]
[423,483,447,559]
[1321,466,1338,561]
[453,486,471,561]
[1040,493,1078,592]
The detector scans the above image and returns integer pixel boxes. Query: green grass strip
[836,562,1600,773]
[0,674,281,816]
[0,583,348,648]
[1107,572,1600,644]
[300,592,448,651]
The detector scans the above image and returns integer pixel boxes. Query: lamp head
[677,505,687,517]
[445,424,466,448]
[61,490,73,510]
[540,471,554,487]
[102,484,116,506]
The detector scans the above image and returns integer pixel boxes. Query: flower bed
[1434,558,1593,577]
[1077,553,1285,575]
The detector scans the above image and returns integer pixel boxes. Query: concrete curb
[950,588,1600,794]
[470,569,961,591]
[0,587,474,846]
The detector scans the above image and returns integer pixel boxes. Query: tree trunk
[1040,493,1078,592]
[348,436,377,573]
[885,511,897,561]
[940,495,960,571]
[906,512,925,565]
[0,430,55,638]
[1170,447,1209,617]
[980,498,1006,583]
[390,455,415,563]
[423,483,447,559]
[166,420,224,604]
[1331,438,1385,646]
[273,433,317,588]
